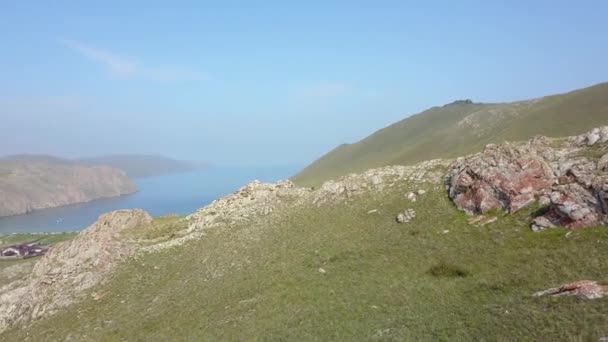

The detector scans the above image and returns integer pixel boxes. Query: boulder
[447,126,608,231]
[532,178,608,230]
[586,128,601,146]
[447,143,556,215]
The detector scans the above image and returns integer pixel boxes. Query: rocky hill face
[292,82,608,187]
[0,160,137,217]
[0,210,152,331]
[447,126,608,231]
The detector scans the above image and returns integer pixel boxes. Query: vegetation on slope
[4,178,608,341]
[292,82,608,187]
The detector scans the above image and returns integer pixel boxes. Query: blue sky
[1,1,607,166]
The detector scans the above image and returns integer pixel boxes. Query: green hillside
[4,180,608,341]
[292,82,608,187]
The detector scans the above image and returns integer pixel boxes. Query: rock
[406,192,417,202]
[447,126,608,230]
[188,180,311,232]
[598,153,608,172]
[531,215,556,231]
[601,126,608,143]
[586,128,601,146]
[447,142,556,214]
[396,209,416,223]
[0,209,152,332]
[538,195,551,207]
[417,189,426,195]
[536,182,605,229]
[530,216,556,232]
[318,268,326,274]
[533,280,608,299]
[311,160,450,204]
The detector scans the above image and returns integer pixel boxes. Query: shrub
[427,260,470,278]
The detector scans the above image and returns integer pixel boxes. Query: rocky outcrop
[447,126,608,230]
[0,160,137,217]
[145,161,451,253]
[447,143,556,214]
[0,209,151,331]
[533,280,608,299]
[313,159,449,204]
[396,209,416,223]
[187,180,311,232]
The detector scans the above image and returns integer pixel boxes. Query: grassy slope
[292,82,608,187]
[4,179,608,341]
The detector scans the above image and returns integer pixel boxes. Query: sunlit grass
[3,181,608,340]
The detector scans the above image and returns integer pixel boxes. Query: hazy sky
[1,1,607,166]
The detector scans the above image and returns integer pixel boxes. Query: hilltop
[292,82,608,187]
[1,127,607,340]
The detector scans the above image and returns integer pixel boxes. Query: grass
[3,179,608,341]
[576,143,608,161]
[0,232,76,248]
[292,82,608,187]
[125,214,188,242]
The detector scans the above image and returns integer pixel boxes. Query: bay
[0,166,299,234]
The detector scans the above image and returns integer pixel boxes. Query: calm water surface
[0,167,299,234]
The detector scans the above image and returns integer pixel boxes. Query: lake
[0,166,300,234]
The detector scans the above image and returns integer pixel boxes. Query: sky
[1,1,607,166]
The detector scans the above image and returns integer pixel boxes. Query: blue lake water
[0,166,300,234]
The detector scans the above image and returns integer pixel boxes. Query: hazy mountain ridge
[78,154,209,178]
[0,159,136,217]
[292,82,608,187]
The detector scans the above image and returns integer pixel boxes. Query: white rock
[406,192,417,202]
[600,126,608,143]
[586,128,600,146]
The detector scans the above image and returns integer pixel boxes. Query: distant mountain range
[292,82,608,187]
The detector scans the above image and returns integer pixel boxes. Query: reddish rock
[447,126,608,231]
[533,280,608,299]
[447,143,556,214]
